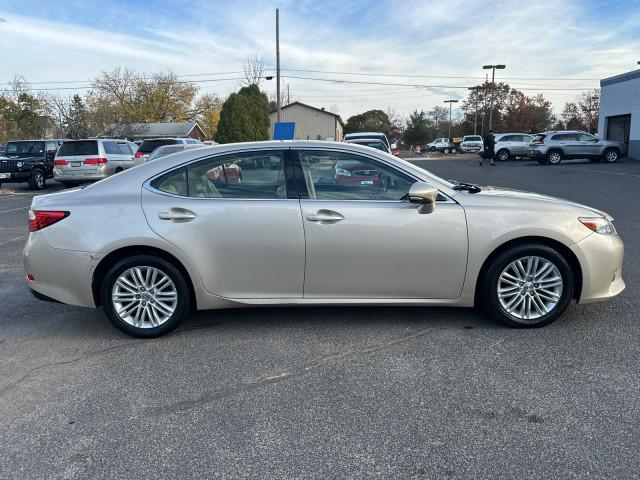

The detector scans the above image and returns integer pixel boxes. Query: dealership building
[599,69,640,161]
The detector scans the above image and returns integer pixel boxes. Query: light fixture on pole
[444,99,459,139]
[482,64,506,131]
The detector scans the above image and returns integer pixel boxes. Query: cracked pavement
[1,158,639,479]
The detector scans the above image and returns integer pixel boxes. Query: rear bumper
[527,149,546,159]
[570,233,625,304]
[54,172,110,183]
[23,232,98,307]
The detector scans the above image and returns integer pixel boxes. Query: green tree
[65,94,90,138]
[403,110,431,146]
[215,84,270,143]
[0,76,50,142]
[344,109,393,137]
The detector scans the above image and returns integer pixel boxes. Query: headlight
[578,217,617,235]
[16,161,23,167]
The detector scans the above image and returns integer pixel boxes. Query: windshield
[148,146,183,161]
[349,140,387,151]
[57,140,98,156]
[4,141,45,157]
[465,136,482,141]
[139,139,178,153]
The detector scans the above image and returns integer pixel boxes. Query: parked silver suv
[528,131,627,165]
[54,139,138,187]
[494,133,534,161]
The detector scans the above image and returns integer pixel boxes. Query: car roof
[344,132,387,138]
[7,139,68,142]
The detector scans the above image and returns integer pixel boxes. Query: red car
[334,160,381,185]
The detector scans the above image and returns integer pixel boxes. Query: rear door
[141,148,306,298]
[116,141,135,169]
[553,133,580,158]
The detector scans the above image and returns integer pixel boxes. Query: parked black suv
[0,139,66,189]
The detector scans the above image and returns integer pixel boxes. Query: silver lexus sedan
[24,141,625,338]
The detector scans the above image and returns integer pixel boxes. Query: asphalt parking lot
[1,157,639,479]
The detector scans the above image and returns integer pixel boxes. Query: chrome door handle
[158,208,197,222]
[305,210,344,223]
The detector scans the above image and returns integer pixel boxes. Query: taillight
[84,157,108,165]
[54,159,68,166]
[134,151,145,159]
[29,210,69,232]
[531,139,544,145]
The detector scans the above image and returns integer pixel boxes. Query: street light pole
[276,8,281,122]
[444,99,459,139]
[483,64,506,131]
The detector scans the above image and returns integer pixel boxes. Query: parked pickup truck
[424,138,456,153]
[0,139,66,189]
[459,135,484,153]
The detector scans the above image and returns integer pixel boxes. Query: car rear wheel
[546,150,563,165]
[101,255,191,338]
[28,168,46,190]
[603,148,619,163]
[481,244,574,328]
[496,149,510,161]
[430,146,436,152]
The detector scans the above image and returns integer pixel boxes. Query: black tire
[28,168,46,190]
[546,150,563,165]
[480,244,574,328]
[430,146,436,152]
[101,255,191,338]
[496,149,510,161]
[603,148,619,163]
[115,167,124,173]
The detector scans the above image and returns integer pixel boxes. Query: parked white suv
[460,135,483,153]
[54,139,138,187]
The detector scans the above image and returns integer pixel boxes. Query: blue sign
[273,122,296,140]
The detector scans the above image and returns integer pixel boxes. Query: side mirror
[408,181,438,214]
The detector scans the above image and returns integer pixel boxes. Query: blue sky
[1,0,639,118]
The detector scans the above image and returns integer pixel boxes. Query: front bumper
[527,149,546,159]
[460,144,483,152]
[24,232,98,308]
[570,232,625,304]
[0,171,31,181]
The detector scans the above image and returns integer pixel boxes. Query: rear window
[57,140,98,156]
[139,139,178,153]
[531,135,546,143]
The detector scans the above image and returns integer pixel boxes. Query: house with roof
[269,102,345,141]
[101,121,207,141]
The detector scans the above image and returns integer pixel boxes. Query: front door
[296,149,468,299]
[141,149,306,299]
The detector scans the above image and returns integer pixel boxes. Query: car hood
[1,155,43,161]
[474,185,612,220]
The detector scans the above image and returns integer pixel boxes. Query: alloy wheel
[605,150,618,162]
[497,150,509,161]
[111,266,178,328]
[548,152,562,164]
[497,256,563,322]
[35,171,44,188]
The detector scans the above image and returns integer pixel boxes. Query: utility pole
[467,86,479,135]
[483,64,506,131]
[444,100,459,139]
[276,8,281,122]
[287,83,290,105]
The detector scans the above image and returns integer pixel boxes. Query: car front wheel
[101,255,191,338]
[481,244,574,328]
[603,148,619,163]
[497,149,510,161]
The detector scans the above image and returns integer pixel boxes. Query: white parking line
[0,206,29,214]
[579,169,640,179]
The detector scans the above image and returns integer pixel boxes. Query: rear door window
[57,141,98,156]
[103,141,120,155]
[117,142,132,155]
